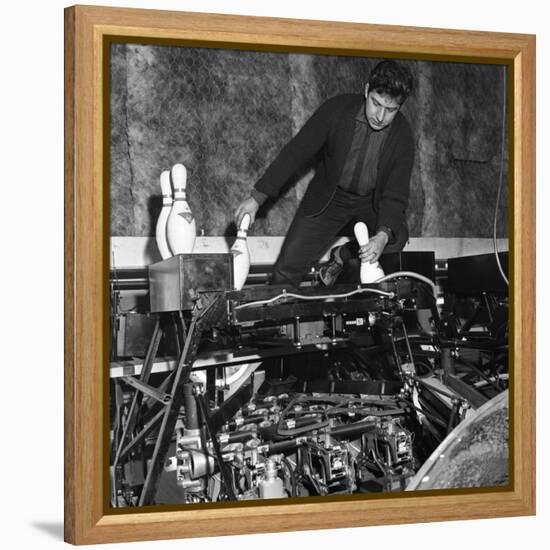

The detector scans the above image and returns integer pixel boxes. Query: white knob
[159,170,172,196]
[239,213,251,232]
[354,222,370,246]
[171,163,187,191]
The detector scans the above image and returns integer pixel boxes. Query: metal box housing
[149,254,233,313]
[447,252,508,294]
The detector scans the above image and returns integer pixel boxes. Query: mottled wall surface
[414,61,509,237]
[110,44,508,238]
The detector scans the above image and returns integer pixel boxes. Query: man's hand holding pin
[358,231,388,264]
[234,197,259,228]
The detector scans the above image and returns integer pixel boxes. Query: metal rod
[122,376,172,405]
[139,314,200,506]
[402,322,416,369]
[139,292,224,506]
[294,316,301,346]
[389,328,404,382]
[113,319,162,468]
[454,355,502,392]
[183,383,199,431]
[441,347,454,383]
[118,409,165,462]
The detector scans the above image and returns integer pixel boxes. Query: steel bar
[139,292,225,506]
[118,408,165,461]
[113,318,162,468]
[445,374,488,409]
[122,376,172,405]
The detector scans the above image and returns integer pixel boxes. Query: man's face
[364,84,402,131]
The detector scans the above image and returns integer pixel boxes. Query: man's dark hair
[368,60,414,104]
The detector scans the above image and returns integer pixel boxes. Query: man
[234,60,414,287]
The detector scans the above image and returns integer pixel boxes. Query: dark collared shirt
[337,105,389,196]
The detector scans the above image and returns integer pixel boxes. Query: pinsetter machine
[110,252,509,507]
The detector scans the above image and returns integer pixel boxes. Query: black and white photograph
[4,0,547,548]
[108,42,510,508]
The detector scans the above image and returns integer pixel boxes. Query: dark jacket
[255,94,415,238]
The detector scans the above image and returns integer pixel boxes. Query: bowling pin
[354,222,385,284]
[231,213,251,290]
[166,163,197,255]
[155,170,173,260]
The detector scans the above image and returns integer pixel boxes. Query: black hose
[183,383,199,430]
[267,439,303,454]
[276,419,329,437]
[326,407,404,417]
[195,393,236,501]
[276,394,334,437]
[280,457,297,497]
[225,431,256,444]
[322,419,378,438]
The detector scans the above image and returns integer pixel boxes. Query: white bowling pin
[155,170,173,260]
[166,163,197,255]
[231,213,251,290]
[354,222,385,284]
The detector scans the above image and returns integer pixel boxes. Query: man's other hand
[358,231,389,264]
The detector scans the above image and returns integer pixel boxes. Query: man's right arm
[254,95,342,198]
[234,95,344,226]
[233,190,269,227]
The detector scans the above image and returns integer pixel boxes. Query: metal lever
[122,376,172,405]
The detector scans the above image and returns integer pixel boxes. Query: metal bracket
[122,376,172,405]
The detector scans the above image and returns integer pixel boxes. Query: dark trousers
[271,187,408,288]
[270,188,369,286]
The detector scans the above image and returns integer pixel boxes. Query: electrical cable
[195,393,237,500]
[396,396,448,429]
[493,64,509,286]
[374,271,437,297]
[280,456,297,497]
[234,286,394,309]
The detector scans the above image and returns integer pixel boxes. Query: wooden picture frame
[64,4,535,545]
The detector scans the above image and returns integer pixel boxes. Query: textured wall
[110,44,508,238]
[413,61,509,237]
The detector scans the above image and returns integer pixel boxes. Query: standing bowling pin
[155,170,173,260]
[231,214,251,290]
[354,222,385,284]
[166,163,196,255]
